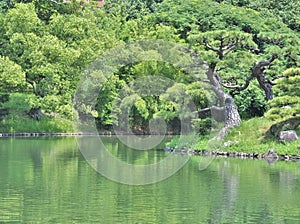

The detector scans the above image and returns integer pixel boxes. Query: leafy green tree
[104,0,162,20]
[1,4,75,119]
[0,0,83,21]
[265,68,300,121]
[155,0,299,132]
[1,2,121,120]
[0,56,27,92]
[8,31,80,119]
[233,84,267,118]
[214,0,300,31]
[265,68,300,137]
[95,74,126,130]
[48,10,121,66]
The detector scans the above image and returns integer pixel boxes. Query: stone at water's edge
[279,130,298,142]
[263,149,278,159]
[164,147,300,162]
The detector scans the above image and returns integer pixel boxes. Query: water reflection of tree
[207,159,240,223]
[206,158,300,223]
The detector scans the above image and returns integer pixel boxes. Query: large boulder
[265,117,300,138]
[279,130,298,142]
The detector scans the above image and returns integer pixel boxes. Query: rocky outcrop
[265,117,300,138]
[263,149,278,164]
[263,149,278,158]
[279,130,298,142]
[164,147,300,162]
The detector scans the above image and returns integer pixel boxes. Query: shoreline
[0,132,113,137]
[165,148,300,162]
[1,132,299,162]
[0,132,180,137]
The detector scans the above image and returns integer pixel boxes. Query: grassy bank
[223,118,300,155]
[167,117,300,155]
[0,93,74,133]
[0,117,74,133]
[2,94,299,156]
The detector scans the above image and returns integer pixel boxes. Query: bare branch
[251,54,278,100]
[222,39,236,51]
[48,0,63,4]
[211,105,225,112]
[199,107,211,113]
[222,41,239,57]
[265,78,277,85]
[253,54,278,69]
[216,66,227,72]
[222,74,254,91]
[202,41,219,52]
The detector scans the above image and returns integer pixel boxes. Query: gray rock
[263,149,278,164]
[279,130,298,142]
[264,149,278,158]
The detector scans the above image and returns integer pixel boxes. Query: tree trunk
[222,55,278,101]
[206,63,241,130]
[224,96,241,128]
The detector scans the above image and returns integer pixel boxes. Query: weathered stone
[265,117,300,138]
[279,130,298,142]
[263,149,278,164]
[264,149,278,158]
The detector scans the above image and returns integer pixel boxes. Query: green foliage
[0,0,299,134]
[265,68,300,121]
[95,74,126,129]
[1,93,31,115]
[104,0,146,21]
[0,56,27,92]
[214,0,300,31]
[0,116,74,133]
[0,93,73,132]
[0,2,122,121]
[191,118,212,135]
[223,117,300,155]
[233,84,267,118]
[167,117,300,155]
[157,0,299,79]
[8,31,80,118]
[2,3,42,36]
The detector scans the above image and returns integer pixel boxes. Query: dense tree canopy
[214,0,300,32]
[0,0,299,134]
[0,56,27,92]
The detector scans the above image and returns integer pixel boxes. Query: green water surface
[0,137,300,223]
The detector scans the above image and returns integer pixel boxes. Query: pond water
[0,137,300,223]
